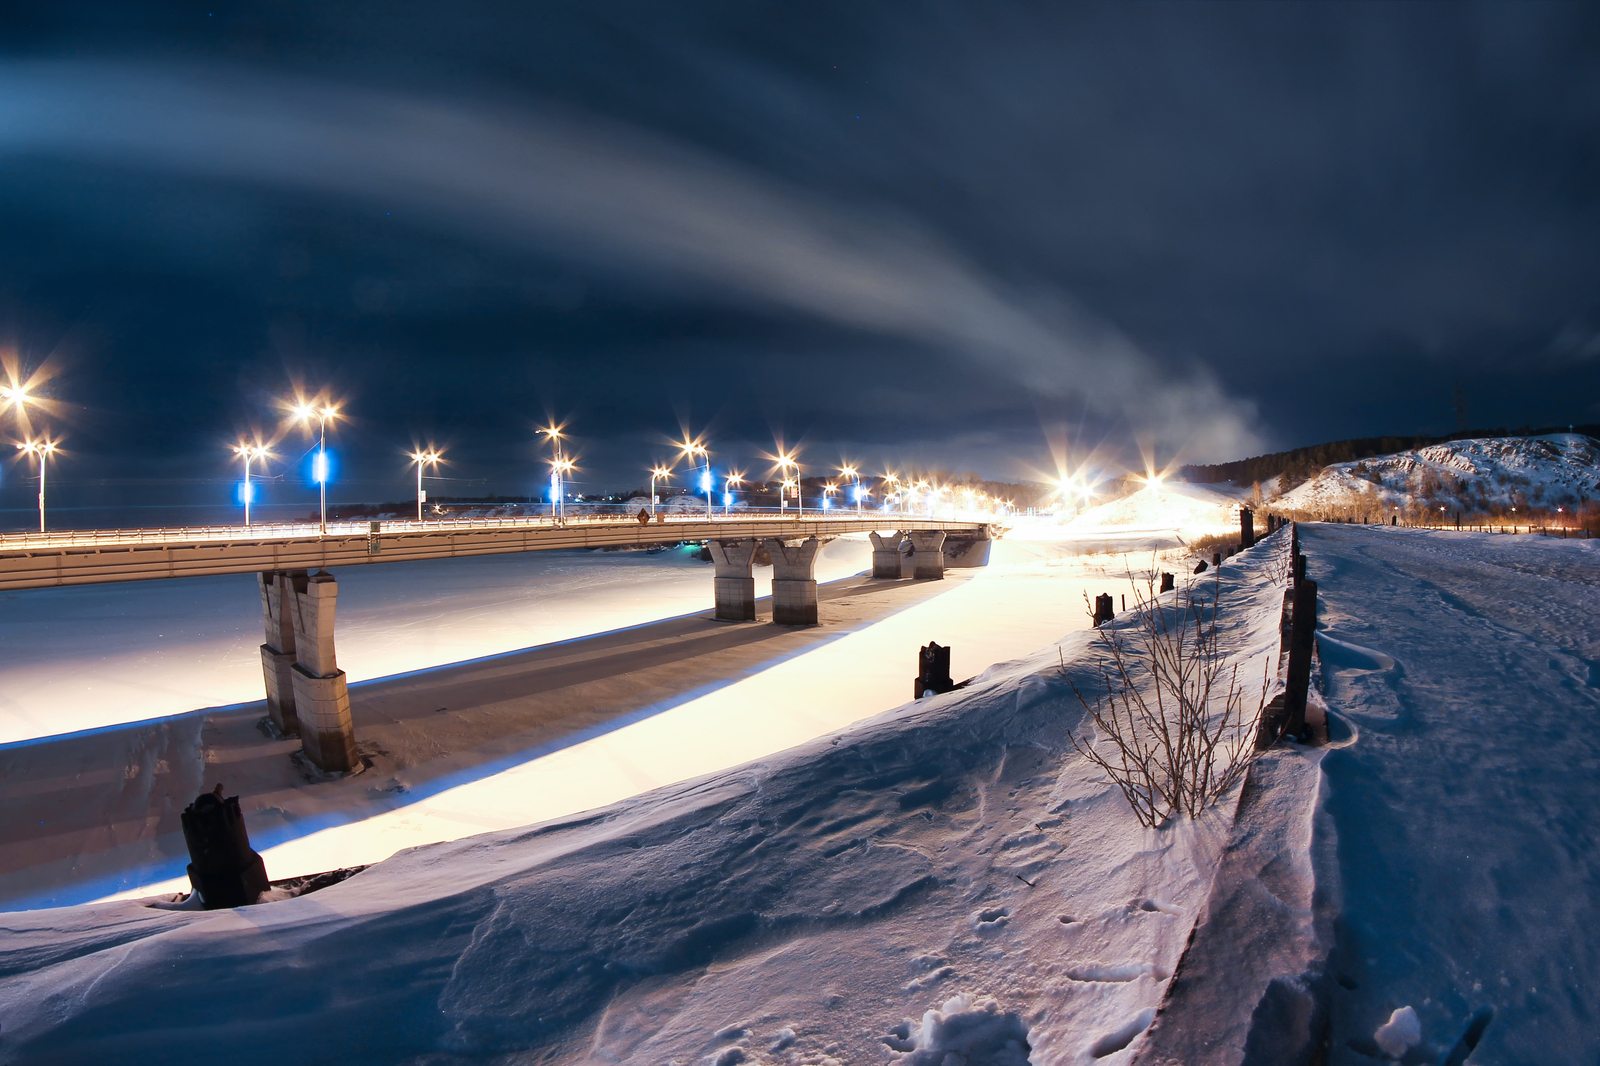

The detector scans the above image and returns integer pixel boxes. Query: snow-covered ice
[0,539,1291,1064]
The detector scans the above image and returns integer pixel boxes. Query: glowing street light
[775,452,801,515]
[882,472,901,513]
[724,472,744,515]
[549,456,576,520]
[233,442,271,527]
[291,400,341,534]
[649,465,673,517]
[540,424,570,520]
[410,449,443,522]
[16,437,58,533]
[822,482,838,511]
[839,465,862,515]
[780,477,797,514]
[677,437,712,520]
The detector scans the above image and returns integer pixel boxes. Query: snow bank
[0,545,1290,1064]
[1066,482,1242,536]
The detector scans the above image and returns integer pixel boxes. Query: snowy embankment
[0,543,1298,1065]
[1304,525,1600,1064]
[1064,482,1244,539]
[1274,433,1600,519]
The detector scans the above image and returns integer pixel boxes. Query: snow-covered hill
[1273,434,1600,520]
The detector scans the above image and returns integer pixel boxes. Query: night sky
[2,2,1600,509]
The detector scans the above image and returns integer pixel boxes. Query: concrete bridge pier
[908,530,948,580]
[708,539,760,621]
[868,530,906,579]
[765,536,821,626]
[288,571,359,773]
[257,570,304,736]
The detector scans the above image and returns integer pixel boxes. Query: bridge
[1,512,993,773]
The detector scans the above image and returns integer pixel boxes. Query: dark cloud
[0,1,1597,512]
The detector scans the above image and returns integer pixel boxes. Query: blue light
[723,492,732,507]
[236,481,255,505]
[700,470,712,493]
[822,496,831,510]
[312,452,329,484]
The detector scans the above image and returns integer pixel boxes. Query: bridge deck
[0,514,989,590]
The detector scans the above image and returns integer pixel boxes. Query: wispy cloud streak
[0,62,1259,459]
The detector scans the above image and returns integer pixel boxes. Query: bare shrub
[1068,571,1270,828]
[1182,532,1235,560]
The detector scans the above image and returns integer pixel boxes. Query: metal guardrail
[0,513,995,591]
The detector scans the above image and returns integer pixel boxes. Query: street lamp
[549,456,575,520]
[780,477,797,514]
[677,438,712,519]
[840,465,861,515]
[775,452,800,515]
[16,437,58,533]
[291,400,341,534]
[883,472,901,513]
[540,425,569,520]
[649,465,673,517]
[410,449,442,522]
[822,482,837,511]
[233,442,271,527]
[724,472,744,515]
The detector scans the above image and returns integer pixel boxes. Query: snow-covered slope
[0,548,1290,1066]
[1066,482,1244,534]
[1274,434,1600,518]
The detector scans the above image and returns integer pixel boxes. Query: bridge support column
[908,530,947,580]
[868,530,906,579]
[286,571,358,773]
[765,536,821,626]
[708,539,759,621]
[257,571,303,736]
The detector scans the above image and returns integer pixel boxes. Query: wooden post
[1240,507,1255,549]
[1282,577,1318,740]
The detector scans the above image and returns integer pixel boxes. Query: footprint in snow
[1066,962,1171,983]
[971,907,1010,934]
[1136,898,1183,916]
[1090,1008,1156,1058]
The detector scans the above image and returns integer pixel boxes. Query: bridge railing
[0,508,994,552]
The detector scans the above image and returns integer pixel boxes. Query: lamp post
[234,442,270,527]
[550,457,574,520]
[883,473,900,513]
[410,449,442,522]
[678,439,711,520]
[822,482,837,511]
[540,426,569,520]
[292,401,340,534]
[650,465,672,517]
[16,438,57,533]
[840,465,861,515]
[781,478,797,514]
[776,452,800,515]
[724,472,743,515]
